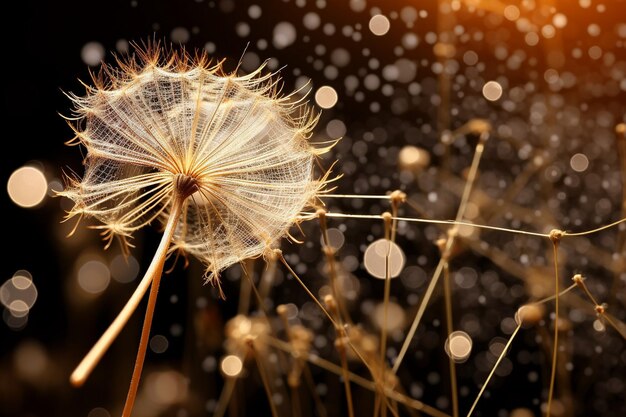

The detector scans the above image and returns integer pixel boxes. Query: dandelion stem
[393,137,485,373]
[213,376,237,417]
[573,275,626,341]
[121,195,184,417]
[69,196,183,388]
[337,334,356,417]
[546,233,561,417]
[279,253,339,327]
[318,209,351,325]
[249,339,280,417]
[262,335,451,417]
[562,217,626,236]
[443,262,459,417]
[466,323,521,417]
[319,193,392,199]
[379,212,394,417]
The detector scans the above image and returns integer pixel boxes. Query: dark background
[1,1,625,417]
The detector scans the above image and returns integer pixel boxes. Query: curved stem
[443,262,458,417]
[546,240,560,417]
[121,196,184,417]
[70,196,183,387]
[466,324,521,417]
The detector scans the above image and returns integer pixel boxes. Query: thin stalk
[280,254,397,417]
[379,213,393,417]
[443,262,458,417]
[70,196,183,387]
[546,234,561,417]
[249,341,280,417]
[319,193,392,199]
[573,275,626,341]
[337,335,356,417]
[324,296,355,417]
[303,365,328,417]
[238,260,253,315]
[393,138,486,373]
[121,195,184,417]
[319,212,552,238]
[318,210,351,325]
[610,124,626,305]
[263,335,451,417]
[279,254,339,327]
[290,385,302,417]
[213,377,237,417]
[466,324,521,417]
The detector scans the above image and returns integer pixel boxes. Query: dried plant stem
[318,210,351,325]
[378,212,394,417]
[394,138,485,374]
[303,365,329,417]
[242,266,271,318]
[315,212,552,238]
[573,275,626,341]
[323,295,355,417]
[290,385,302,417]
[545,235,561,417]
[562,217,626,236]
[263,335,451,417]
[213,376,237,417]
[249,340,280,417]
[320,193,392,199]
[280,254,397,417]
[238,260,253,315]
[70,196,183,388]
[532,283,577,305]
[316,212,626,239]
[393,259,444,374]
[610,124,626,305]
[336,334,356,417]
[122,195,184,417]
[279,254,339,327]
[443,262,459,417]
[466,323,521,417]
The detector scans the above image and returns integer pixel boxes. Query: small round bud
[549,229,564,243]
[572,274,585,287]
[398,146,430,172]
[515,304,544,327]
[323,294,336,310]
[467,119,492,135]
[390,190,406,205]
[276,304,288,316]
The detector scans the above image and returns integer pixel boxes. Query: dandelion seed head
[62,43,332,282]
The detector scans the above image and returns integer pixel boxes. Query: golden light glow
[315,85,338,109]
[503,5,520,21]
[145,370,187,405]
[373,301,406,332]
[482,81,503,101]
[77,260,111,295]
[398,146,430,171]
[570,153,589,172]
[0,271,38,320]
[445,331,473,362]
[369,14,390,36]
[7,166,48,208]
[221,355,244,377]
[364,239,405,279]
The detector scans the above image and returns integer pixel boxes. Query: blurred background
[1,1,625,416]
